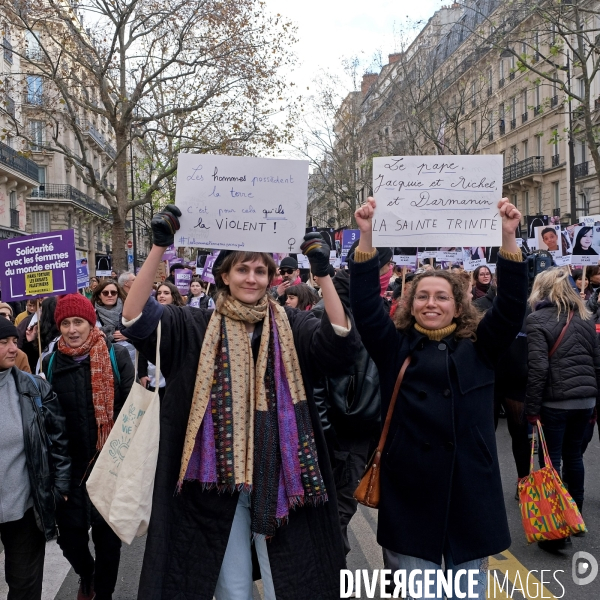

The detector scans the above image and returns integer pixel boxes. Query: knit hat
[54,294,97,327]
[280,256,298,270]
[0,302,13,317]
[0,317,18,340]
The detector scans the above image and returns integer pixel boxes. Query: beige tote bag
[87,323,161,544]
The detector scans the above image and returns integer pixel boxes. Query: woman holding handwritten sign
[350,197,527,599]
[123,206,360,600]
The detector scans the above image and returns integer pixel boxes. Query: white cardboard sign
[174,154,309,252]
[371,156,503,247]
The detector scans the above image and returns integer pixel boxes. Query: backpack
[46,345,121,384]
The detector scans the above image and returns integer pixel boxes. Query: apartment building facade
[335,0,600,229]
[0,3,116,272]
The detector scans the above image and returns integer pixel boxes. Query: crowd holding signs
[3,153,600,303]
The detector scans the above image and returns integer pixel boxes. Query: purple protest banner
[201,251,220,284]
[0,230,77,301]
[174,269,193,295]
[163,244,177,261]
[341,230,360,264]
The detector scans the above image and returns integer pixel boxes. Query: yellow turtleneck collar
[414,322,457,341]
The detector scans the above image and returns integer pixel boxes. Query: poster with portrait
[462,247,486,271]
[570,225,600,264]
[534,225,563,258]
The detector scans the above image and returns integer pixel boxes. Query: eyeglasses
[101,290,118,297]
[414,294,454,304]
[280,268,295,275]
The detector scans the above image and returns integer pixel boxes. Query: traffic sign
[127,240,133,249]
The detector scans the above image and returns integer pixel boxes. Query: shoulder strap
[24,372,42,409]
[46,351,57,383]
[548,310,573,358]
[377,356,411,453]
[109,345,121,384]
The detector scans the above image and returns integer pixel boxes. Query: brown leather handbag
[353,356,411,508]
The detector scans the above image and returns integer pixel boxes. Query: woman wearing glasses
[91,280,128,344]
[349,197,528,599]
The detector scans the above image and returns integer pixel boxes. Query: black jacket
[525,302,600,415]
[349,254,528,565]
[473,285,497,313]
[11,368,71,540]
[123,297,361,600]
[42,341,134,529]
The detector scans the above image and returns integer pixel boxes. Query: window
[471,81,476,107]
[37,166,46,192]
[535,83,541,112]
[78,217,84,247]
[31,210,50,233]
[96,226,102,251]
[553,182,560,210]
[9,190,16,209]
[511,194,518,211]
[512,97,517,119]
[26,75,42,104]
[536,135,542,157]
[25,30,41,60]
[580,141,586,163]
[30,120,43,150]
[67,212,72,230]
[537,186,542,214]
[487,68,493,93]
[578,77,585,100]
[522,139,529,159]
[499,59,505,83]
[577,193,586,214]
[524,191,530,216]
[510,145,518,163]
[5,134,12,148]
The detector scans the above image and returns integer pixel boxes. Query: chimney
[388,53,402,64]
[361,73,378,96]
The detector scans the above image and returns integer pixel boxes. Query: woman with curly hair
[349,197,528,599]
[284,283,319,311]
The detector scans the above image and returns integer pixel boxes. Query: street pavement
[1,419,599,599]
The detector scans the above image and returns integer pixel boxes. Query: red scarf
[58,328,115,450]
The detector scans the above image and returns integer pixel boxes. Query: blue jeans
[539,406,593,511]
[214,492,276,600]
[383,549,488,600]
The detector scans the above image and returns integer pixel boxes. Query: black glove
[300,232,335,278]
[151,205,181,247]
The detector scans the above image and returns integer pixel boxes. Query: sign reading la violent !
[371,155,503,247]
[174,154,309,252]
[0,230,77,301]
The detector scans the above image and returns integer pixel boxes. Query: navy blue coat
[349,254,528,564]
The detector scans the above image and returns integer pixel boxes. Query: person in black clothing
[0,318,70,600]
[525,267,600,551]
[42,294,134,600]
[350,197,527,596]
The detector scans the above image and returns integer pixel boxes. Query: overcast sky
[267,0,446,93]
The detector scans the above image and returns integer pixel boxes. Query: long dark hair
[394,270,483,340]
[156,281,185,306]
[40,296,59,351]
[473,265,492,286]
[91,280,126,307]
[572,226,595,254]
[285,283,319,310]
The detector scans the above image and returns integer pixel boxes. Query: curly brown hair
[393,270,482,340]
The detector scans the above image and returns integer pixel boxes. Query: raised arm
[123,205,181,321]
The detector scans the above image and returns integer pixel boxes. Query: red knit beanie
[54,294,97,327]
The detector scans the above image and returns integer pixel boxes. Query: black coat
[12,368,71,540]
[123,298,361,600]
[525,302,600,415]
[349,254,528,564]
[42,341,134,529]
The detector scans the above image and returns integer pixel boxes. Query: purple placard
[0,230,77,301]
[341,229,360,264]
[168,257,184,269]
[174,268,193,295]
[163,244,177,261]
[201,251,220,284]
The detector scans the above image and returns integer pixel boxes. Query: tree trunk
[111,142,130,272]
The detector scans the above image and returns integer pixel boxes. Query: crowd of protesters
[0,196,599,600]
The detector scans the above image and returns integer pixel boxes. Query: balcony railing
[509,72,515,81]
[574,161,589,178]
[29,183,111,219]
[3,38,12,64]
[550,95,558,108]
[510,118,517,130]
[10,208,19,229]
[80,119,106,149]
[522,112,528,123]
[499,78,505,88]
[0,139,39,180]
[551,154,560,168]
[25,47,43,61]
[499,121,506,135]
[534,105,542,116]
[105,142,116,159]
[503,156,544,184]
